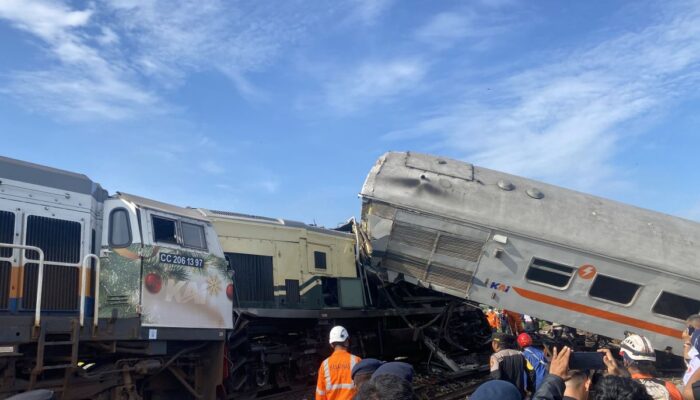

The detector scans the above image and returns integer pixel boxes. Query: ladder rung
[42,364,74,370]
[44,341,75,346]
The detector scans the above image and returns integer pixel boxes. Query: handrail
[0,243,45,328]
[80,254,100,327]
[93,252,101,331]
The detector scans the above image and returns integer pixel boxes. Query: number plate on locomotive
[158,253,204,268]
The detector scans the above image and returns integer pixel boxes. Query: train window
[182,222,207,250]
[314,251,327,270]
[525,258,574,288]
[109,208,132,248]
[152,216,178,245]
[652,292,700,321]
[589,275,640,305]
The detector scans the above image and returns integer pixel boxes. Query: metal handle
[93,253,101,331]
[0,243,44,328]
[80,254,100,327]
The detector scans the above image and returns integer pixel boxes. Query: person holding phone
[532,346,653,400]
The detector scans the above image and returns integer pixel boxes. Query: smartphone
[569,352,606,370]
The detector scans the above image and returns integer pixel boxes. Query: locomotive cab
[99,193,232,330]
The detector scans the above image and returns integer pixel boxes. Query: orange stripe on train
[513,286,682,339]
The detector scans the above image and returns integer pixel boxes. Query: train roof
[200,209,353,239]
[361,152,700,278]
[117,192,209,222]
[0,155,106,199]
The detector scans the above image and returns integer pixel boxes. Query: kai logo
[489,281,511,293]
[164,279,207,304]
[578,264,597,280]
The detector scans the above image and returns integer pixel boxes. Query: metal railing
[0,243,100,330]
[80,254,100,328]
[0,243,44,328]
[92,254,100,331]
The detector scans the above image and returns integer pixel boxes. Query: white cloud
[415,7,514,50]
[416,12,475,47]
[348,0,394,25]
[0,0,91,40]
[0,0,160,119]
[200,160,225,175]
[257,180,279,194]
[326,59,427,113]
[0,0,324,120]
[386,2,700,190]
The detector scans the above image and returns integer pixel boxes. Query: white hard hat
[620,334,656,362]
[329,326,349,344]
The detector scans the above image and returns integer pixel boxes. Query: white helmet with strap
[620,334,656,362]
[329,326,349,344]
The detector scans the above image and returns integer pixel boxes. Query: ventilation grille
[227,252,274,306]
[0,211,13,309]
[22,264,79,310]
[0,210,14,258]
[0,261,10,309]
[107,295,130,306]
[435,235,484,262]
[384,253,471,293]
[385,252,427,281]
[425,263,471,292]
[285,279,300,305]
[391,222,485,262]
[25,215,81,263]
[22,215,81,311]
[391,223,437,252]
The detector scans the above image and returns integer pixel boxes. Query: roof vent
[526,188,544,199]
[498,180,514,191]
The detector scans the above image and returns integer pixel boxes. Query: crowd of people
[316,312,700,400]
[475,313,700,400]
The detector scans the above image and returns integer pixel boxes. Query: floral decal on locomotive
[99,244,232,329]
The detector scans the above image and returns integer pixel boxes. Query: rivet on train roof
[526,188,544,199]
[498,180,514,191]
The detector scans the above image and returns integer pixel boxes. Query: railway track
[414,366,489,400]
[248,364,489,400]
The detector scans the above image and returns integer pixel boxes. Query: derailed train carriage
[361,151,700,357]
[0,155,490,399]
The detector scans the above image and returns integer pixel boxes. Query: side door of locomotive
[99,198,143,320]
[139,209,231,330]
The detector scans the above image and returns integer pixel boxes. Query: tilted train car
[360,151,699,356]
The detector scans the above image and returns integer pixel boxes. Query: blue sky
[1,0,700,227]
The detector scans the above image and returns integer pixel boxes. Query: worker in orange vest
[316,326,362,400]
[486,307,500,332]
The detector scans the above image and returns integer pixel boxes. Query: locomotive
[361,151,699,357]
[0,155,490,399]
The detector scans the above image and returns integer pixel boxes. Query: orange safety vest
[315,349,361,400]
[486,311,500,329]
[630,372,682,400]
